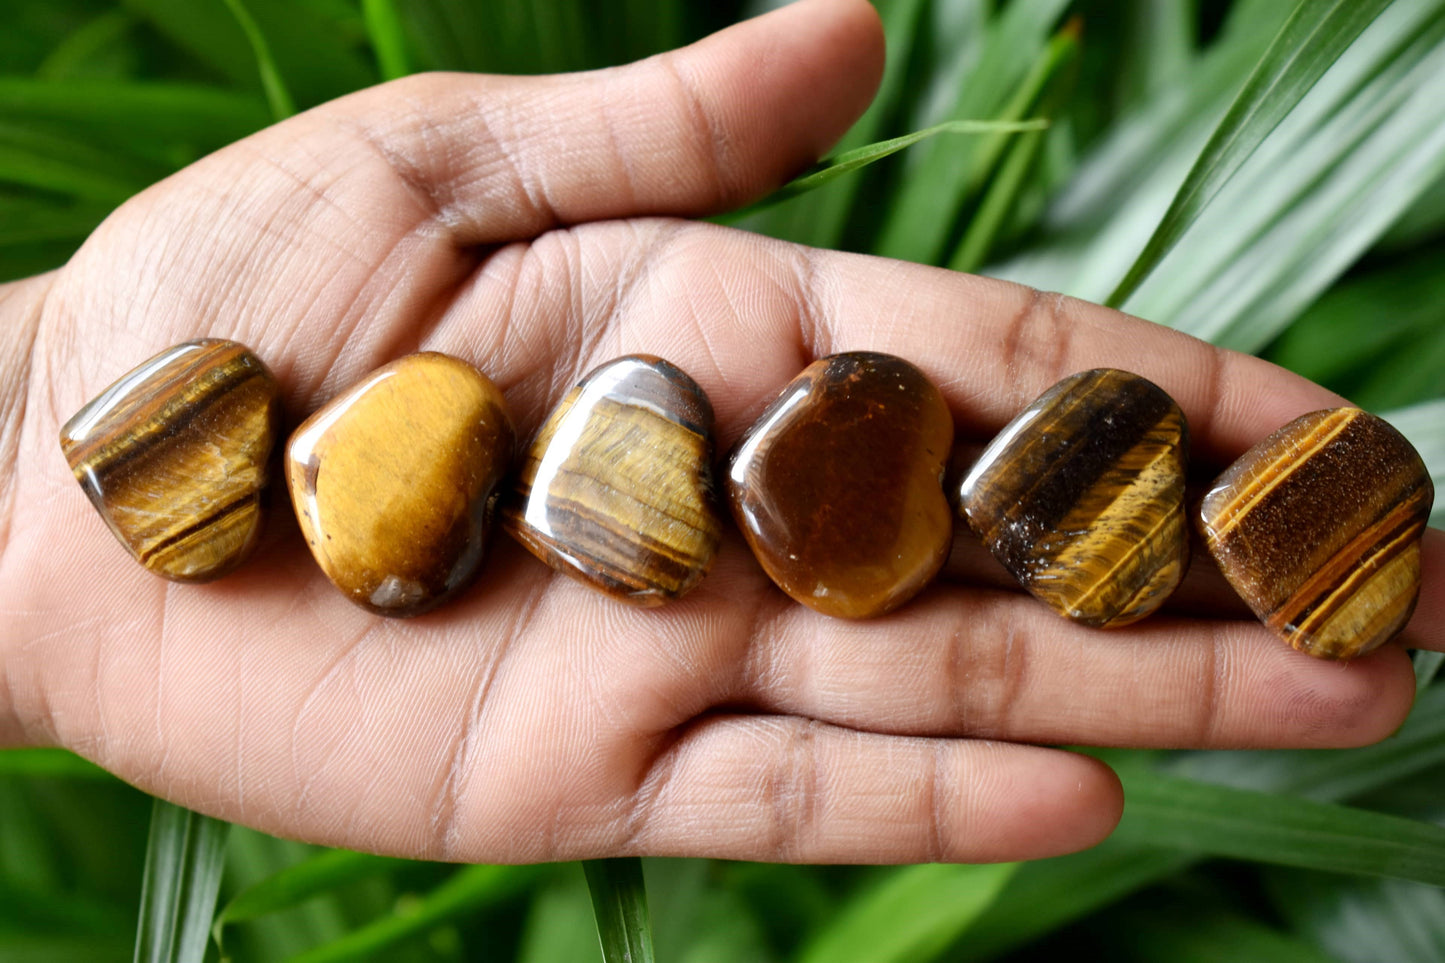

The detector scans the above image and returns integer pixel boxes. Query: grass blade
[1107,0,1392,306]
[948,25,1079,272]
[361,0,410,81]
[211,848,409,952]
[1113,770,1445,885]
[797,863,1016,963]
[286,864,545,963]
[0,748,115,779]
[220,0,296,121]
[0,79,269,151]
[1264,869,1445,963]
[132,799,231,963]
[723,119,1047,222]
[957,684,1445,960]
[584,858,655,963]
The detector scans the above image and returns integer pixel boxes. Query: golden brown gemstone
[502,355,723,605]
[959,369,1189,627]
[285,353,514,617]
[1199,408,1432,660]
[726,352,953,619]
[59,339,282,582]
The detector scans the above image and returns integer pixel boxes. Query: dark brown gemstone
[959,369,1189,627]
[59,339,282,582]
[285,353,514,617]
[502,355,723,605]
[1199,407,1432,660]
[726,352,954,619]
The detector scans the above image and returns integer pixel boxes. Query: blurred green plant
[2,0,1443,961]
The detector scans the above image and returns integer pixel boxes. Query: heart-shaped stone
[1199,407,1432,659]
[286,352,514,617]
[959,369,1189,627]
[503,355,723,605]
[726,352,953,619]
[60,339,282,582]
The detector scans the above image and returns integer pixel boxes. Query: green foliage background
[2,0,1443,961]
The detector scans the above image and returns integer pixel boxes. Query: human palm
[2,0,1440,865]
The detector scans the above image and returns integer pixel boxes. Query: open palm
[2,0,1440,865]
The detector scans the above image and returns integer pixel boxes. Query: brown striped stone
[726,352,954,619]
[960,369,1189,627]
[502,355,723,605]
[59,339,282,582]
[1199,408,1432,660]
[286,353,514,617]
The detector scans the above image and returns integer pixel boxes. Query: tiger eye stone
[726,352,954,619]
[502,355,723,605]
[1199,408,1432,660]
[285,353,514,617]
[59,339,282,582]
[959,369,1189,627]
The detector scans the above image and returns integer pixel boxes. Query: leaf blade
[584,858,655,963]
[1107,0,1394,307]
[132,799,230,963]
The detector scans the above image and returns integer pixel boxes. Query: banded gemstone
[503,355,723,605]
[286,353,514,617]
[726,352,954,620]
[1199,408,1432,660]
[59,339,282,582]
[959,369,1189,627]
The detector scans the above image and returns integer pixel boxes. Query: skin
[0,0,1441,866]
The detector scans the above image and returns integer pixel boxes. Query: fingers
[728,586,1418,749]
[617,714,1122,863]
[305,0,884,244]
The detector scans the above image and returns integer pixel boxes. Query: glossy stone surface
[726,352,954,619]
[503,355,723,605]
[60,339,281,582]
[1199,407,1432,660]
[286,353,514,617]
[960,369,1189,627]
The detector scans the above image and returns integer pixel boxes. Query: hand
[1,0,1439,866]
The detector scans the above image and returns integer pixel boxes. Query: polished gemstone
[286,353,514,617]
[959,369,1189,627]
[726,352,953,619]
[59,339,282,582]
[1199,408,1432,660]
[503,355,723,605]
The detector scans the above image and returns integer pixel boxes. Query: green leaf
[873,0,1074,264]
[121,0,374,110]
[1415,651,1443,690]
[1107,0,1394,307]
[945,841,1190,962]
[797,863,1017,963]
[0,79,270,156]
[1264,869,1445,963]
[1113,770,1445,885]
[584,858,655,963]
[361,0,410,81]
[736,0,929,250]
[211,848,409,950]
[0,748,114,779]
[1103,896,1343,963]
[1169,678,1445,801]
[0,122,162,202]
[1382,398,1445,528]
[958,684,1445,961]
[220,0,295,121]
[286,863,545,963]
[947,25,1079,272]
[33,9,138,81]
[132,799,231,963]
[723,119,1047,222]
